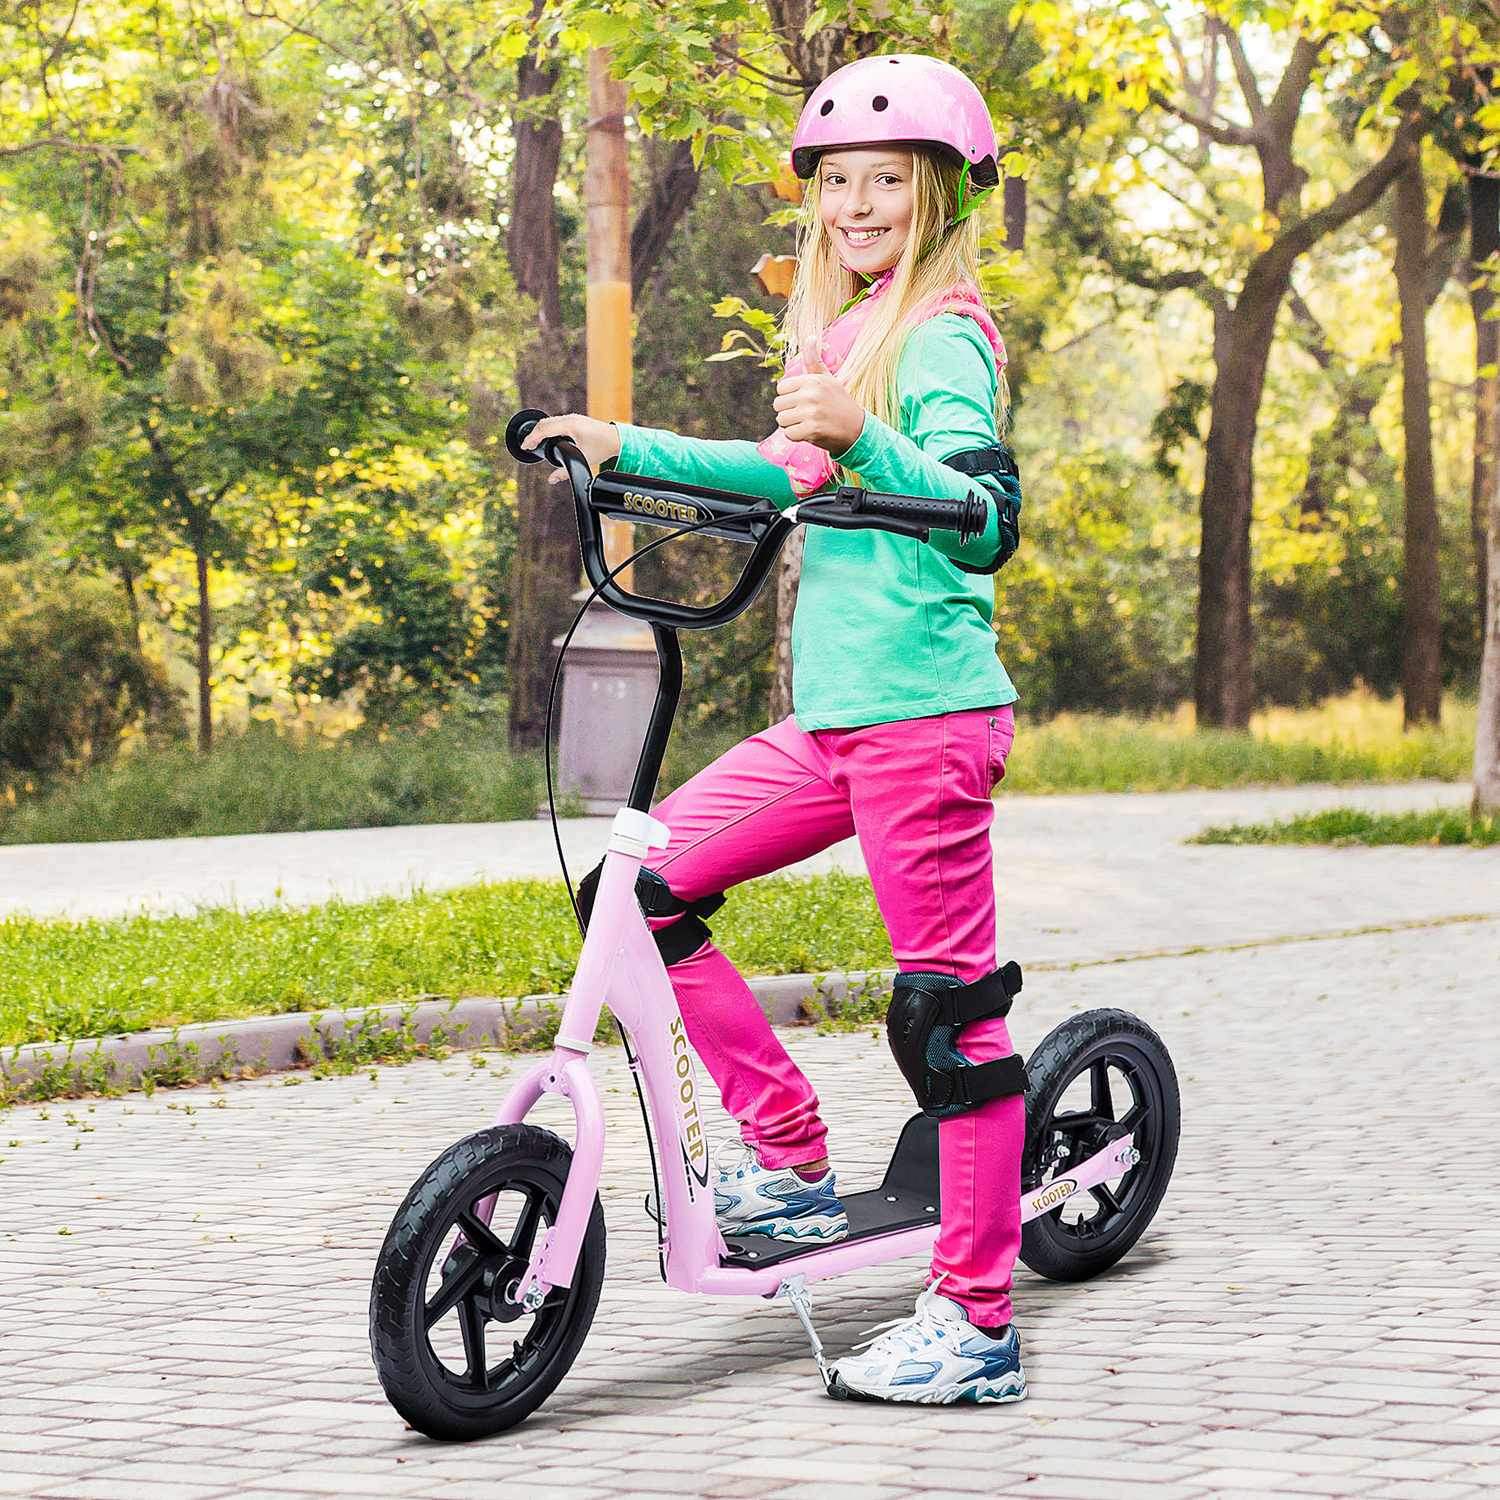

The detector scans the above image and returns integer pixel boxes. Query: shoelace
[711,1137,760,1180]
[850,1274,968,1357]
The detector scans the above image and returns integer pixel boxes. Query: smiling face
[817,147,914,275]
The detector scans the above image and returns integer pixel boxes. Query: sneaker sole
[826,1370,1028,1405]
[723,1212,850,1243]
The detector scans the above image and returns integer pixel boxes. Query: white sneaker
[827,1278,1028,1404]
[713,1140,849,1243]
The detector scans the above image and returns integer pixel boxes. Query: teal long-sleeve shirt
[606,313,1019,731]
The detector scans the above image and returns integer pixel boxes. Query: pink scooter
[368,413,1180,1439]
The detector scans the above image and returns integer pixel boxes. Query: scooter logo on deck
[624,491,702,525]
[670,1017,709,1190]
[1031,1177,1078,1213]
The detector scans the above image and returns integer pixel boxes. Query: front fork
[485,1050,605,1308]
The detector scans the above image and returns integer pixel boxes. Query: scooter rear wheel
[369,1123,605,1440]
[1019,1007,1179,1283]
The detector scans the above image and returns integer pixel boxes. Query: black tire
[369,1124,605,1440]
[1019,1007,1179,1283]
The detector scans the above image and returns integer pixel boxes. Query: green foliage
[0,717,555,844]
[0,868,891,1049]
[1192,806,1500,847]
[0,568,179,791]
[1150,380,1212,484]
[631,169,789,724]
[291,506,479,730]
[0,0,1491,776]
[996,444,1196,713]
[0,14,507,757]
[1002,697,1474,793]
[0,492,33,566]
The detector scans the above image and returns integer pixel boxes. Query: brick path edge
[0,969,890,1102]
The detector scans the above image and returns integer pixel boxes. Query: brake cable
[540,497,786,1278]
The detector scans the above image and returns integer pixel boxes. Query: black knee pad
[886,964,1027,1119]
[576,860,726,967]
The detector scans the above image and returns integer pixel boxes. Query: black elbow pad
[941,445,1021,576]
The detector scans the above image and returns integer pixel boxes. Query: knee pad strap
[886,965,1027,1119]
[576,860,724,967]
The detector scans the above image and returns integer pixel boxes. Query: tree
[1477,418,1500,812]
[1468,165,1498,626]
[1029,2,1442,725]
[1,17,461,750]
[1392,141,1445,725]
[266,0,722,749]
[1473,65,1500,815]
[0,569,177,790]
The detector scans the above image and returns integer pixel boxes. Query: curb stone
[0,968,895,1103]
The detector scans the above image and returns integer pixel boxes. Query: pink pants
[644,704,1023,1326]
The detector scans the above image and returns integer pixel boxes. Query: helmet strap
[947,160,993,229]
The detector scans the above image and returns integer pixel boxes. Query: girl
[521,53,1027,1406]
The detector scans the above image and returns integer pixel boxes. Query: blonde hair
[780,148,1010,465]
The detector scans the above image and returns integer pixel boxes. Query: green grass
[1192,806,1500,848]
[0,722,576,844]
[0,870,893,1050]
[0,690,1477,846]
[1001,693,1475,794]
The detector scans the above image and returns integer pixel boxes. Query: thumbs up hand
[773,340,867,455]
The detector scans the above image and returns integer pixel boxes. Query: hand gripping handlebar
[505,407,989,631]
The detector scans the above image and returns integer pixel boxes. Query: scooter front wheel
[1019,1007,1179,1283]
[369,1124,605,1440]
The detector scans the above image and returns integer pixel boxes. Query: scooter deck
[720,1112,939,1269]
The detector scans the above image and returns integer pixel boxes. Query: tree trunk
[506,337,586,752]
[117,554,142,652]
[1195,277,1285,728]
[1003,177,1027,251]
[191,524,213,754]
[504,14,579,752]
[1394,149,1443,727]
[503,36,708,749]
[1475,443,1500,814]
[630,138,703,303]
[1470,173,1499,643]
[767,528,803,725]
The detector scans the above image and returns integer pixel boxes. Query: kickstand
[777,1274,831,1388]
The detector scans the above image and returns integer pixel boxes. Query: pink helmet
[790,54,1000,190]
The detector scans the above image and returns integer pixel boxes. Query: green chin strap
[914,162,995,260]
[948,160,994,229]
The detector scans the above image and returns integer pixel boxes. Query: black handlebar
[504,407,987,631]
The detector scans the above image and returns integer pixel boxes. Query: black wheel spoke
[457,1209,509,1260]
[458,1295,489,1387]
[1053,1109,1110,1142]
[1091,1060,1114,1119]
[1091,1181,1123,1216]
[509,1187,547,1260]
[1120,1100,1150,1132]
[423,1253,487,1331]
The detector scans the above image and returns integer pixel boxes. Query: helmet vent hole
[872,95,889,111]
[819,99,834,116]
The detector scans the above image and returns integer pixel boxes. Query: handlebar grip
[506,408,561,466]
[846,486,989,543]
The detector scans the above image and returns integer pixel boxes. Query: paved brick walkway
[3,913,1498,1497]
